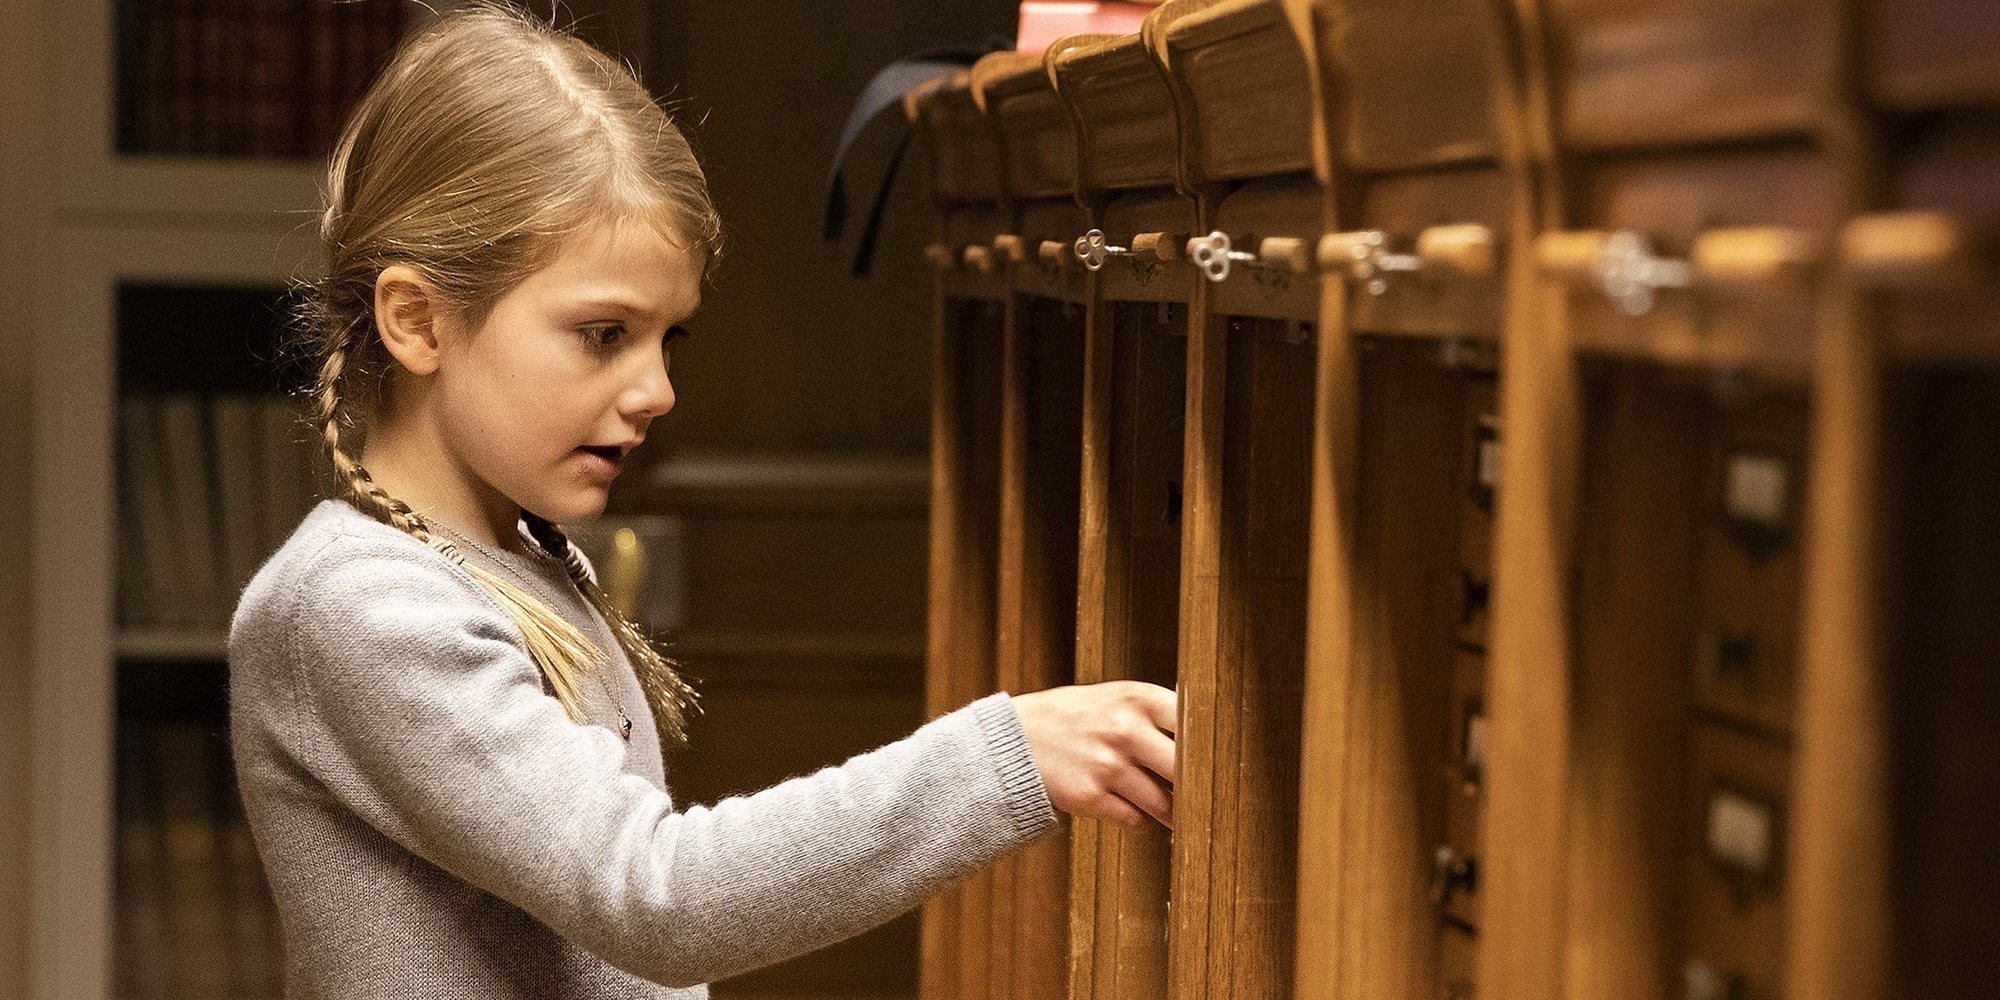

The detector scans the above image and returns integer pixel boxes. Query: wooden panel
[1099,192,1202,303]
[993,292,1087,1000]
[918,73,1006,205]
[1014,198,1095,304]
[1884,115,2000,363]
[1880,367,2000,1000]
[1568,148,1837,377]
[979,53,1082,201]
[1347,168,1512,340]
[1335,339,1490,1000]
[1053,34,1182,192]
[1071,298,1188,1000]
[1302,0,1510,172]
[1563,362,1709,1000]
[1210,179,1322,320]
[1544,0,1836,149]
[1158,0,1315,182]
[921,296,1007,1000]
[1867,0,2000,111]
[1173,314,1313,1000]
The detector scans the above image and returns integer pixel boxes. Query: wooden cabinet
[908,3,1992,999]
[1285,1,1523,998]
[1049,31,1193,1000]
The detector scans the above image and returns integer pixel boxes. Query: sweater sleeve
[279,529,1058,989]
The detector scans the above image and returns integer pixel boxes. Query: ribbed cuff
[966,692,1059,842]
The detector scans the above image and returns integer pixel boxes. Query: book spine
[154,394,228,630]
[212,394,270,600]
[120,394,191,628]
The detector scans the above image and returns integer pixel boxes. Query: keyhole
[1460,572,1491,625]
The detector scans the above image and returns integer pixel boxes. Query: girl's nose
[626,348,676,420]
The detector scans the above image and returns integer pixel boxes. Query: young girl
[226,4,1178,997]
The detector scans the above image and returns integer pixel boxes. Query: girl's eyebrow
[569,296,651,317]
[568,294,698,324]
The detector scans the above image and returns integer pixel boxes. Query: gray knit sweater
[227,498,1059,998]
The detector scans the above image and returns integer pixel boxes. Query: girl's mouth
[577,444,624,480]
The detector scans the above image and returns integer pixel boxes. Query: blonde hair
[293,1,718,748]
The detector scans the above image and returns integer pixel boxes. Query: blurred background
[0,1,1026,997]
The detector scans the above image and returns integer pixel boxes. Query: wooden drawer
[1868,0,2000,111]
[1052,33,1180,193]
[1097,190,1200,303]
[1545,0,1836,148]
[1693,394,1808,735]
[1157,0,1314,182]
[1300,0,1511,172]
[1681,722,1790,1000]
[1557,147,1838,377]
[977,51,1080,202]
[1457,375,1500,650]
[915,73,1004,205]
[1010,199,1094,304]
[1208,178,1322,320]
[1876,116,2000,363]
[1345,168,1512,340]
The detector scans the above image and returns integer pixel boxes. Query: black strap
[823,40,1010,276]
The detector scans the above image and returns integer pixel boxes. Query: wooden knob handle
[993,234,1028,265]
[1842,211,1981,288]
[963,244,996,273]
[1039,240,1071,267]
[923,243,955,272]
[1318,230,1385,271]
[1691,226,1824,285]
[1132,232,1178,261]
[1258,237,1312,274]
[1418,224,1498,277]
[1535,230,1614,280]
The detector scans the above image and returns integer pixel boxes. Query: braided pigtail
[309,318,609,731]
[523,513,702,749]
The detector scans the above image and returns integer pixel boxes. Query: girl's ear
[374,264,446,377]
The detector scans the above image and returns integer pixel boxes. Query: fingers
[1098,796,1148,830]
[1126,724,1176,786]
[1109,766,1174,830]
[1128,681,1178,735]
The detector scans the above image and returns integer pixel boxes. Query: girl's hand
[1009,681,1178,831]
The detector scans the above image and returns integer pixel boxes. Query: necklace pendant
[619,714,633,740]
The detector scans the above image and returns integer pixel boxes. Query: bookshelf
[26,1,422,996]
[32,224,318,1000]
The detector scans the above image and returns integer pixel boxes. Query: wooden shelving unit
[910,2,1998,999]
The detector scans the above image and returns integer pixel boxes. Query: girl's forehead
[533,216,703,318]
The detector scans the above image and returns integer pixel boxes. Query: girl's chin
[520,484,611,527]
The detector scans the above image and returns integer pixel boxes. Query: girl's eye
[665,324,691,344]
[581,324,624,349]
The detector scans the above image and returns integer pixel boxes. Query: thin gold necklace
[429,517,635,742]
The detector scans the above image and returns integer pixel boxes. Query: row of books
[122,0,411,158]
[116,716,281,997]
[118,392,338,633]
